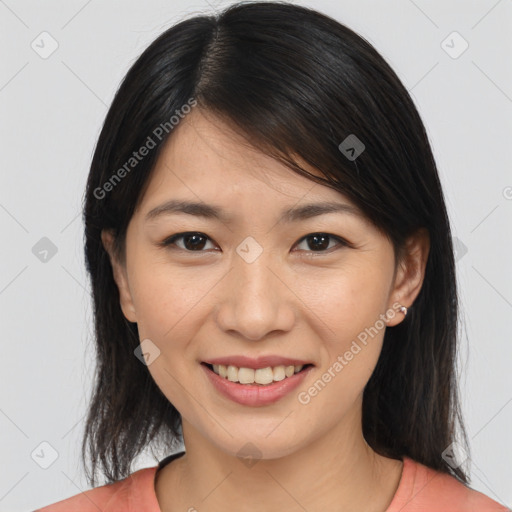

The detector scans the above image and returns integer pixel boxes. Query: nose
[214,245,296,341]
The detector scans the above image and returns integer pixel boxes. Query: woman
[35,1,507,510]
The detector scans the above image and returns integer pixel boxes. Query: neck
[155,407,403,512]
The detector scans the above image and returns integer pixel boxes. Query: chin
[200,420,309,462]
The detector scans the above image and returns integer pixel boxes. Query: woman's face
[104,109,423,460]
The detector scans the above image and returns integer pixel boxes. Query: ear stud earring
[399,305,408,316]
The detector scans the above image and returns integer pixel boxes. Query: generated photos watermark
[94,97,197,200]
[297,302,403,405]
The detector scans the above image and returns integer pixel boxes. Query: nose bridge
[215,235,295,340]
[235,238,274,297]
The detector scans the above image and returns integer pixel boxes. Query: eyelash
[158,231,352,255]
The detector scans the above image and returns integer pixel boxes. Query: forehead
[138,109,352,213]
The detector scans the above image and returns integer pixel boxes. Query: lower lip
[201,363,314,407]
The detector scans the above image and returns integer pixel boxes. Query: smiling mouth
[202,362,313,386]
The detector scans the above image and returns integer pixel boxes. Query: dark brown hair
[82,0,469,487]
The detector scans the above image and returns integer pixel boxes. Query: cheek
[298,258,392,342]
[294,260,391,402]
[296,298,387,424]
[129,263,208,342]
[129,266,202,410]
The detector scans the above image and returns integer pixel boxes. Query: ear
[386,228,430,327]
[101,229,137,323]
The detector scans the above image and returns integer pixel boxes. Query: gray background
[1,0,511,510]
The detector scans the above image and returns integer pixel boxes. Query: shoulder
[387,457,509,512]
[34,466,160,512]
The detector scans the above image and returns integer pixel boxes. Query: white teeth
[273,365,286,381]
[210,363,307,385]
[238,367,255,384]
[227,365,238,382]
[255,367,274,385]
[285,365,295,377]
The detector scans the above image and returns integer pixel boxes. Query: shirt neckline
[148,453,413,511]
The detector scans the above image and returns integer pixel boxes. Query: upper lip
[203,355,313,369]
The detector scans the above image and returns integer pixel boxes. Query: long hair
[82,0,468,487]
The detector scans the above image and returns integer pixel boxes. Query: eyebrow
[144,199,360,224]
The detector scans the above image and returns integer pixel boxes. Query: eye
[294,233,348,253]
[160,232,217,252]
[159,231,350,254]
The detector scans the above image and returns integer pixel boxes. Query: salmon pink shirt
[34,452,508,511]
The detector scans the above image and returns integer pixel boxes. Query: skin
[102,109,430,512]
